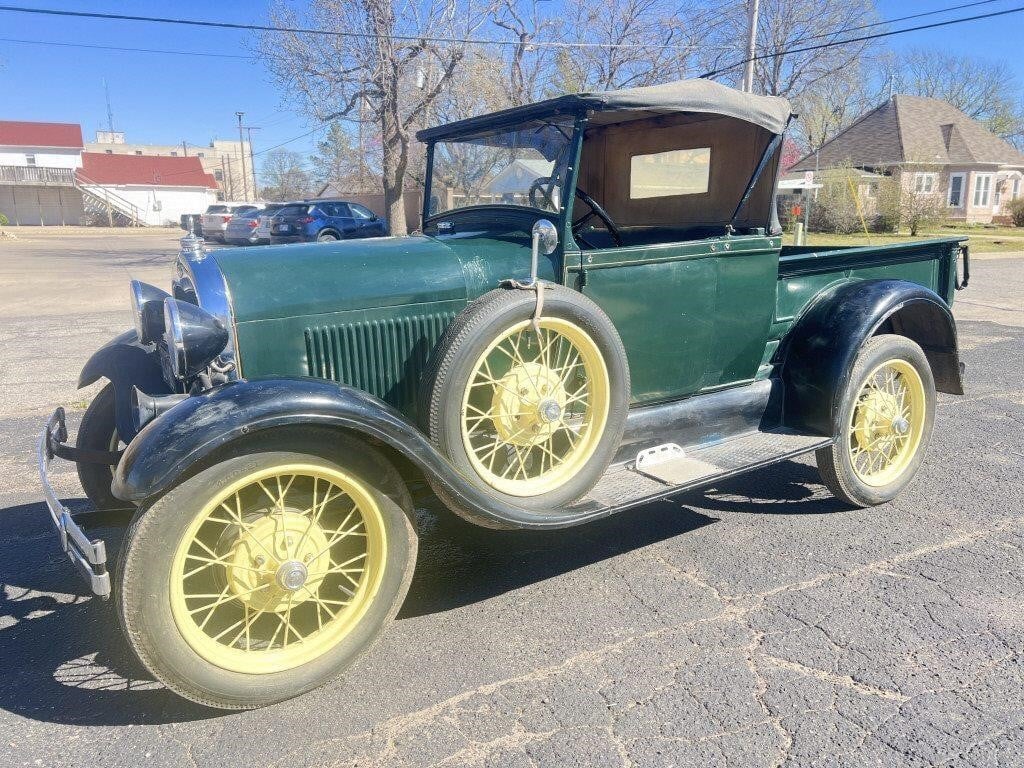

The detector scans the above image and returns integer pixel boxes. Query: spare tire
[422,285,630,510]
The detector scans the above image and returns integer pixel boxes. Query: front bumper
[37,408,111,598]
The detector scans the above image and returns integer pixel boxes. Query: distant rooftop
[0,120,84,149]
[78,152,218,188]
[793,95,1024,171]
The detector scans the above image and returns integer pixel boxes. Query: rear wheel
[317,231,339,242]
[816,334,935,507]
[117,435,416,709]
[76,383,123,511]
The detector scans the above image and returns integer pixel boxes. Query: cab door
[703,235,780,388]
[572,235,779,405]
[572,240,718,405]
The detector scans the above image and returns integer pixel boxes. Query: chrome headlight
[130,280,170,344]
[163,297,229,380]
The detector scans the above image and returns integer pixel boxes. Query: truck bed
[771,237,966,349]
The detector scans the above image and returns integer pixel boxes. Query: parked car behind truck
[269,199,388,243]
[201,203,262,242]
[39,79,970,711]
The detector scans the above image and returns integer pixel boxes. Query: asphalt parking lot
[1,227,1023,767]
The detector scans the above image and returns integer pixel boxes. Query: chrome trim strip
[174,236,241,378]
[37,408,111,598]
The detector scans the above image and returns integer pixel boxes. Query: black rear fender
[781,279,963,436]
[78,330,173,441]
[111,377,607,530]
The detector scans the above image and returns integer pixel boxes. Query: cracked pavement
[1,231,1022,767]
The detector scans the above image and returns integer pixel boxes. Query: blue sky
[1,0,1023,181]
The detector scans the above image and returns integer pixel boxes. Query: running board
[570,429,833,513]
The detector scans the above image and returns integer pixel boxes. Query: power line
[783,0,1009,47]
[0,36,257,59]
[0,4,736,51]
[699,3,1024,79]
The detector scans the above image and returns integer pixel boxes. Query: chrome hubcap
[539,398,562,424]
[276,560,309,592]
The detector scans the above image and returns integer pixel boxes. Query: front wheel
[116,435,417,709]
[816,334,936,507]
[76,383,123,511]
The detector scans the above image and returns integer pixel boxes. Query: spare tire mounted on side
[422,285,630,512]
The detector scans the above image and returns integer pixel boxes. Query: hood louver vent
[304,312,457,414]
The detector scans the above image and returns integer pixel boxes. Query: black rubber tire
[816,334,936,508]
[422,285,630,511]
[76,383,124,511]
[116,433,417,710]
[317,231,339,242]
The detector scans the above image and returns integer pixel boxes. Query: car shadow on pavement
[689,459,850,516]
[0,501,219,726]
[0,459,835,726]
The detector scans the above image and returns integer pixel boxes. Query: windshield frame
[421,111,584,228]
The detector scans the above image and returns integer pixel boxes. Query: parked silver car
[200,203,262,242]
[223,208,266,246]
[253,202,289,245]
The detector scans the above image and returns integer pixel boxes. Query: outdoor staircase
[75,172,145,227]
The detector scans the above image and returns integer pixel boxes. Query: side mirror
[532,219,558,256]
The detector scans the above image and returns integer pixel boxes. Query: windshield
[427,117,575,217]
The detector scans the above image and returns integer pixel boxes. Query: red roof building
[0,120,84,148]
[78,152,218,188]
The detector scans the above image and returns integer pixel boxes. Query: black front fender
[781,279,963,436]
[78,329,173,441]
[111,377,610,530]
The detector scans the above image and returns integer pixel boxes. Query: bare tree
[698,0,880,98]
[797,64,886,152]
[260,149,314,200]
[890,48,1024,147]
[491,0,559,105]
[556,0,705,91]
[262,0,490,235]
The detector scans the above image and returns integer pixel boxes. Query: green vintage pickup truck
[39,79,969,709]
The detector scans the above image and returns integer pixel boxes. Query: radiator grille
[304,311,457,413]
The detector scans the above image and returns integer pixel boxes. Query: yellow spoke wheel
[168,463,387,674]
[460,317,611,497]
[846,359,926,487]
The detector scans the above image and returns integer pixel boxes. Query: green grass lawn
[800,225,1024,254]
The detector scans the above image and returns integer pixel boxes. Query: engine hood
[212,235,467,323]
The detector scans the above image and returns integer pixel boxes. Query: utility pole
[742,0,760,93]
[235,111,249,201]
[182,140,188,157]
[242,125,261,200]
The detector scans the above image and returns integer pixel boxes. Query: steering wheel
[572,188,623,248]
[527,176,558,210]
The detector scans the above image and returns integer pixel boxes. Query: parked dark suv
[269,200,389,243]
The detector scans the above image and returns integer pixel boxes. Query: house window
[135,150,143,156]
[197,152,205,158]
[948,173,965,207]
[914,172,936,194]
[994,180,1002,206]
[214,170,224,181]
[972,173,993,207]
[170,151,178,157]
[105,149,113,154]
[1014,177,1021,200]
[25,153,36,166]
[630,147,711,199]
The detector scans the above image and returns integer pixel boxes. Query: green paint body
[212,227,962,417]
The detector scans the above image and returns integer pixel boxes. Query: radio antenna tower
[103,78,115,132]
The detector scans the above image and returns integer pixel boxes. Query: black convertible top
[417,79,793,142]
